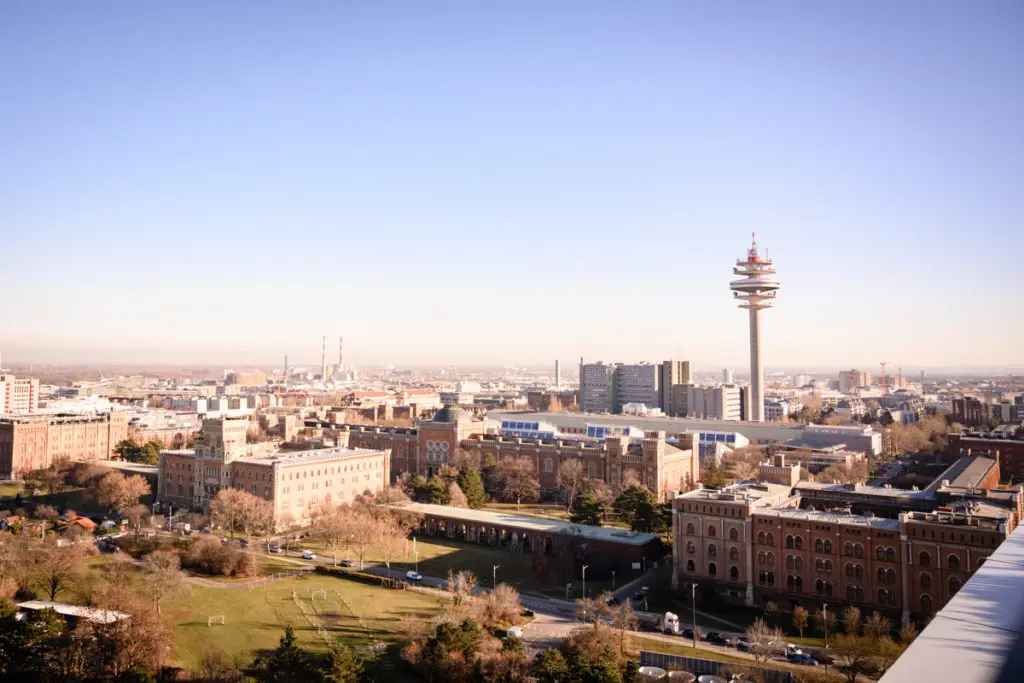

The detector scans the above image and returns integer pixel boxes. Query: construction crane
[880,361,888,398]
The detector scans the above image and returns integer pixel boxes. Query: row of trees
[113,438,164,465]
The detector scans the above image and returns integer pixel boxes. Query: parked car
[681,628,695,640]
[301,550,317,560]
[506,626,524,639]
[267,543,281,554]
[339,559,354,567]
[631,591,645,601]
[705,632,730,646]
[787,653,818,666]
[734,637,751,652]
[406,571,423,582]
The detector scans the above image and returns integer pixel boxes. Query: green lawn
[481,503,632,530]
[297,535,643,600]
[166,572,443,672]
[0,482,25,499]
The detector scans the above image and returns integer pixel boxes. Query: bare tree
[609,599,638,655]
[143,549,189,615]
[373,515,407,576]
[576,594,609,626]
[311,502,348,566]
[497,457,540,509]
[35,504,59,539]
[447,569,478,605]
[124,504,150,545]
[556,459,586,511]
[842,605,862,635]
[831,633,877,683]
[863,611,891,640]
[35,544,84,601]
[93,472,151,514]
[746,617,784,664]
[792,605,809,638]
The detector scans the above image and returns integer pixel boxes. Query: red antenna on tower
[748,232,760,262]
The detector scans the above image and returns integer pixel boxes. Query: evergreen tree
[613,485,656,529]
[424,476,452,505]
[531,648,569,683]
[323,642,363,683]
[252,627,323,683]
[458,467,487,509]
[569,493,604,526]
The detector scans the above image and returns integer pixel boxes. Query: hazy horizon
[3,2,1021,369]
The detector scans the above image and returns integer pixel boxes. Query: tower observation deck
[729,234,780,422]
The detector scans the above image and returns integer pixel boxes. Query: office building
[0,412,129,478]
[723,368,734,384]
[687,385,743,421]
[952,397,992,427]
[660,360,691,415]
[764,400,790,421]
[612,363,661,413]
[579,361,615,413]
[0,374,39,414]
[730,235,779,422]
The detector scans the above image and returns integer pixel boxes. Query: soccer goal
[208,615,226,627]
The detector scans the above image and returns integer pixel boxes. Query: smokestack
[555,360,561,389]
[321,336,327,380]
[339,336,343,369]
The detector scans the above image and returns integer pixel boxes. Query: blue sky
[1,2,1021,369]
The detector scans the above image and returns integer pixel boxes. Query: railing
[639,651,795,683]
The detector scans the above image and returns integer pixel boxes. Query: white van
[659,612,681,634]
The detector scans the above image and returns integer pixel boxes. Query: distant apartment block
[0,374,39,414]
[686,385,743,421]
[764,400,791,422]
[580,359,691,415]
[579,362,616,413]
[838,369,872,394]
[951,397,992,427]
[0,412,129,478]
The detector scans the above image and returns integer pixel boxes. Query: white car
[506,626,524,639]
[406,570,423,582]
[301,551,317,560]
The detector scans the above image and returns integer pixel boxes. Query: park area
[146,563,443,675]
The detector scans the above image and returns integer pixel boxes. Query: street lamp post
[582,565,589,600]
[612,570,616,590]
[691,583,698,651]
[823,603,830,677]
[493,564,500,590]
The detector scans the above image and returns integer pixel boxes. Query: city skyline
[2,2,1022,367]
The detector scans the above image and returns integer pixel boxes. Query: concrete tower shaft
[729,234,780,422]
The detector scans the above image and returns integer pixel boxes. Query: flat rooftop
[391,502,660,547]
[239,445,386,466]
[17,600,130,624]
[676,482,793,506]
[795,481,937,501]
[927,455,998,491]
[757,508,902,531]
[879,523,1024,683]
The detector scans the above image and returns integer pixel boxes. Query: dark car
[339,559,354,567]
[681,629,695,640]
[631,591,645,601]
[706,632,730,646]
[605,596,622,606]
[788,653,818,666]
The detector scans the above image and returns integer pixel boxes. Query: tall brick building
[0,412,129,478]
[673,455,1021,623]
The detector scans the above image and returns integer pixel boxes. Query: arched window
[824,540,832,554]
[729,528,739,541]
[921,594,933,614]
[786,535,795,549]
[854,543,863,558]
[788,555,796,571]
[845,542,854,556]
[877,567,886,583]
[686,560,695,572]
[846,585,856,601]
[948,555,960,572]
[686,541,696,555]
[795,536,804,550]
[816,579,825,595]
[708,544,717,558]
[767,552,775,565]
[766,533,775,546]
[758,551,766,565]
[758,532,766,545]
[886,568,895,584]
[767,572,775,586]
[949,577,962,595]
[795,576,803,591]
[730,565,739,580]
[920,572,932,591]
[815,539,823,553]
[919,551,931,567]
[886,548,895,562]
[708,562,717,576]
[794,556,803,571]
[815,558,823,572]
[846,563,854,579]
[686,522,695,536]
[877,546,886,561]
[729,547,740,561]
[855,564,864,580]
[825,581,833,596]
[878,588,888,604]
[708,525,717,538]
[824,560,832,574]
[788,575,797,590]
[759,571,768,585]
